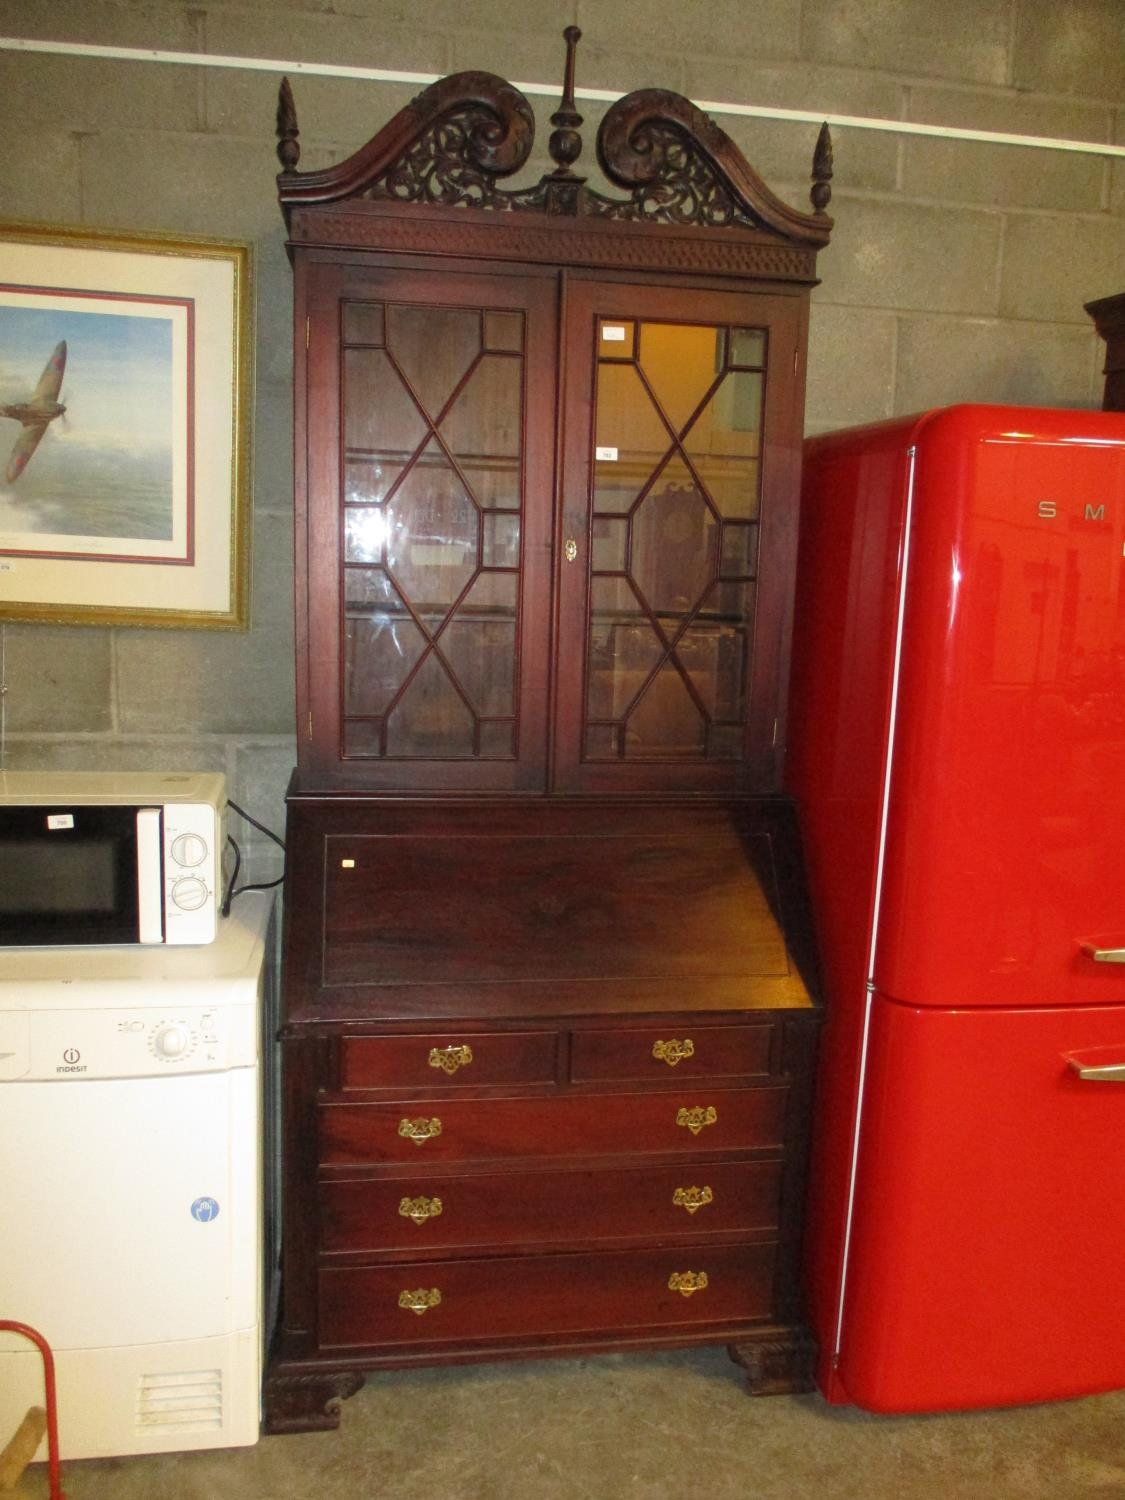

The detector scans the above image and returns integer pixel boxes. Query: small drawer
[318,1241,776,1350]
[570,1023,775,1084]
[320,1158,783,1255]
[340,1031,559,1090]
[319,1086,788,1167]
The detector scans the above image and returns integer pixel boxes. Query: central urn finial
[548,25,584,177]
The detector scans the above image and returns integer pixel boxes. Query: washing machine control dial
[153,1024,192,1059]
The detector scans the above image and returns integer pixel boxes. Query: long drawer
[318,1242,776,1349]
[320,1158,783,1255]
[319,1086,788,1167]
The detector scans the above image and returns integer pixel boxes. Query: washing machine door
[0,1069,260,1352]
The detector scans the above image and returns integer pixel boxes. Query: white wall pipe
[3,35,1124,159]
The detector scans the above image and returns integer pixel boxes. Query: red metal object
[788,405,1125,1411]
[0,1320,65,1499]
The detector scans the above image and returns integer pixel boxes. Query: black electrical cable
[222,800,286,918]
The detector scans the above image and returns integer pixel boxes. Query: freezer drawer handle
[1080,943,1125,964]
[1067,1058,1125,1082]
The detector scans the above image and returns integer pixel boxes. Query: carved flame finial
[548,26,584,177]
[811,121,832,214]
[277,77,301,173]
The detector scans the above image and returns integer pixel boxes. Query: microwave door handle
[136,807,164,943]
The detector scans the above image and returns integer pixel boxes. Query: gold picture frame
[0,221,252,629]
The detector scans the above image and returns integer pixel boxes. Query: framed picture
[0,222,252,628]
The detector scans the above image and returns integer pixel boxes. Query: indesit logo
[1037,501,1109,521]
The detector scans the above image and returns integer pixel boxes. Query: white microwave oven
[0,772,226,946]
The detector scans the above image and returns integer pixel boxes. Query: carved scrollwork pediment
[277,70,536,216]
[277,29,833,262]
[591,89,831,245]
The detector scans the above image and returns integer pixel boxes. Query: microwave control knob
[154,1025,190,1058]
[170,833,208,868]
[171,876,209,912]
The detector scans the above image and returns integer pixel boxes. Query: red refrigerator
[788,404,1125,1413]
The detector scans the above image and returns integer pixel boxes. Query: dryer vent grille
[136,1369,223,1432]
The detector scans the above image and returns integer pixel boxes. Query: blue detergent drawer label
[191,1197,220,1222]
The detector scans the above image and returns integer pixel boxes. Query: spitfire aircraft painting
[0,300,178,555]
[0,340,67,483]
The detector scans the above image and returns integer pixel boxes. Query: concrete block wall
[0,0,1122,878]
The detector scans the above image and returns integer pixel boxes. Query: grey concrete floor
[13,1348,1125,1500]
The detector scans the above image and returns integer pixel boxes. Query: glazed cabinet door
[298,261,556,790]
[554,280,805,793]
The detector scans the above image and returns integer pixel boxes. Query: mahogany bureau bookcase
[265,29,834,1433]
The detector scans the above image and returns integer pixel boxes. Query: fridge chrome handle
[1080,943,1125,964]
[1067,1057,1125,1083]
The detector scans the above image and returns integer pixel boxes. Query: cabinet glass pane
[730,327,766,367]
[440,572,518,718]
[385,304,479,416]
[340,297,527,762]
[596,318,635,359]
[483,311,522,352]
[344,348,427,467]
[625,663,706,758]
[638,323,722,432]
[583,314,765,763]
[343,570,424,718]
[342,301,385,344]
[386,652,476,757]
[683,372,763,520]
[593,364,672,515]
[385,440,479,610]
[631,460,719,615]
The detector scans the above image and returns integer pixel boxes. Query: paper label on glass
[595,447,619,462]
[601,326,627,342]
[411,543,467,566]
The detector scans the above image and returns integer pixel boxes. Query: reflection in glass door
[340,300,525,760]
[585,317,766,761]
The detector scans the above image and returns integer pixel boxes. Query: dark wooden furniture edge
[263,1322,815,1432]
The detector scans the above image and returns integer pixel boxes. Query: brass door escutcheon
[675,1105,717,1136]
[398,1116,443,1145]
[398,1288,442,1315]
[652,1038,695,1067]
[399,1195,443,1225]
[564,537,578,563]
[672,1186,713,1215]
[668,1271,709,1297]
[429,1044,474,1075]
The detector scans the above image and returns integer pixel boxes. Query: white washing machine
[0,892,277,1460]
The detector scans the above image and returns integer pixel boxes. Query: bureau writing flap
[309,799,819,1019]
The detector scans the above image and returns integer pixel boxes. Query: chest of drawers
[264,795,821,1432]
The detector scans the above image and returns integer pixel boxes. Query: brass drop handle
[399,1196,443,1224]
[668,1271,709,1297]
[653,1038,694,1067]
[429,1044,473,1075]
[673,1186,713,1215]
[398,1116,443,1145]
[676,1105,717,1136]
[398,1288,441,1316]
[564,538,578,563]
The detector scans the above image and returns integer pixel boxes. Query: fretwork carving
[277,29,832,256]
